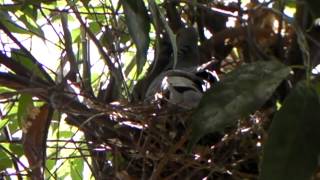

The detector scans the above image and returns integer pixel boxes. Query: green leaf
[259,82,320,180]
[88,22,101,35]
[70,158,84,180]
[7,114,19,134]
[51,111,61,133]
[21,4,38,21]
[72,28,81,43]
[17,93,33,127]
[59,130,74,138]
[0,11,30,34]
[0,145,12,170]
[45,159,56,176]
[122,0,150,74]
[11,48,46,80]
[9,143,24,157]
[0,119,9,131]
[0,4,22,12]
[284,0,296,8]
[189,61,291,147]
[0,86,15,93]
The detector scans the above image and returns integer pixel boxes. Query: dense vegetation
[0,0,320,179]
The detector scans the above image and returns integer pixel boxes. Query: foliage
[260,81,320,180]
[189,60,291,148]
[0,0,319,179]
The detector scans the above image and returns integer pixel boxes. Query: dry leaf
[22,104,50,180]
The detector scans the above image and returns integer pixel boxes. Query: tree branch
[0,22,54,84]
[68,2,125,88]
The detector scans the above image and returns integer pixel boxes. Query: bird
[145,27,219,110]
[146,68,219,110]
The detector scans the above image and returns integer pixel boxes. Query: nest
[78,99,272,179]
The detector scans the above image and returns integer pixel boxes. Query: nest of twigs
[77,98,273,179]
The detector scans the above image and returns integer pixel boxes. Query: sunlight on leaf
[0,119,9,131]
[70,158,84,180]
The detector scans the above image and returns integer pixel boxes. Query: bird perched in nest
[146,68,219,110]
[145,27,219,110]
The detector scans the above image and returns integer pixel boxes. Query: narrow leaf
[0,11,30,34]
[122,0,150,74]
[11,48,46,81]
[260,82,320,180]
[17,93,33,127]
[148,0,178,69]
[189,61,290,147]
[0,4,22,12]
[21,4,38,21]
[0,119,9,131]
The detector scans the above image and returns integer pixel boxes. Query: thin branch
[61,12,79,82]
[0,52,33,78]
[72,140,95,175]
[68,1,124,87]
[38,8,64,50]
[81,26,94,95]
[0,22,54,84]
[150,129,190,179]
